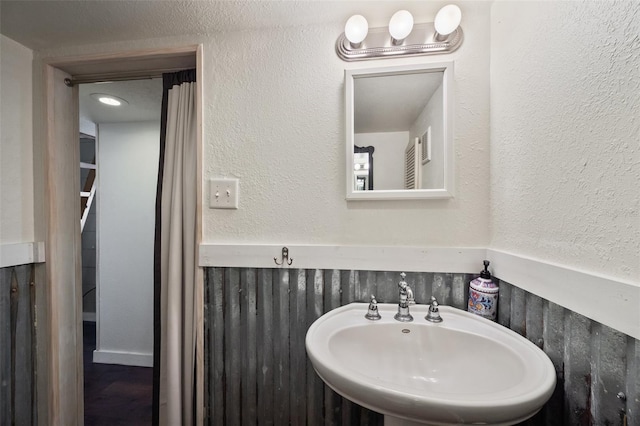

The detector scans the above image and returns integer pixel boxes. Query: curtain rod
[65,74,162,87]
[64,67,190,86]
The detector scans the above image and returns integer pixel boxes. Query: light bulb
[389,10,414,42]
[90,93,128,107]
[434,4,462,36]
[345,15,369,45]
[99,96,121,106]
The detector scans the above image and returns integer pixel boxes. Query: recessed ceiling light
[90,93,129,107]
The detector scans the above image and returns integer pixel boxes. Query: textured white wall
[202,3,491,246]
[355,131,407,190]
[490,1,640,282]
[34,2,491,248]
[0,35,34,244]
[97,121,159,365]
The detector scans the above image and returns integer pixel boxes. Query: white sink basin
[305,303,556,426]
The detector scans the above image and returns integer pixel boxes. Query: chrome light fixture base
[336,23,463,62]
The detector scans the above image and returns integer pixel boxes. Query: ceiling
[354,71,442,133]
[79,79,163,125]
[0,1,447,51]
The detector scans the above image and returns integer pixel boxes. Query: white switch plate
[209,178,239,209]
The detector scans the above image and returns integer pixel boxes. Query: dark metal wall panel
[541,300,566,426]
[203,269,212,422]
[564,311,593,425]
[273,269,290,426]
[223,268,242,426]
[510,286,527,336]
[0,264,36,426]
[626,338,640,424]
[525,293,543,348]
[289,269,307,425]
[305,270,324,426]
[591,324,627,424]
[241,269,258,426]
[451,274,467,309]
[0,267,11,424]
[321,270,342,426]
[375,271,397,304]
[409,271,430,305]
[431,273,451,305]
[341,270,355,303]
[256,269,274,425]
[497,280,512,329]
[13,265,33,426]
[207,267,225,425]
[542,300,566,373]
[204,268,639,426]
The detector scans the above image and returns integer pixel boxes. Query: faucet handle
[365,295,381,320]
[430,296,439,310]
[426,296,443,323]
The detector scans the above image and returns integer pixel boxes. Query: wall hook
[274,247,293,266]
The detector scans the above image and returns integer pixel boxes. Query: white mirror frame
[345,62,455,200]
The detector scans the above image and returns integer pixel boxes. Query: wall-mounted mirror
[346,62,454,200]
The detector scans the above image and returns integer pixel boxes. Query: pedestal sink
[305,303,556,426]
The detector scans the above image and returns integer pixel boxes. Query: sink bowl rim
[306,302,557,423]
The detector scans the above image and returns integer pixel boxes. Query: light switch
[209,178,239,209]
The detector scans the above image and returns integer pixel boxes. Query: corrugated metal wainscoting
[497,280,639,426]
[0,264,37,426]
[204,268,639,426]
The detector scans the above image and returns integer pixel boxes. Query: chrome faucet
[394,272,414,322]
[426,296,443,323]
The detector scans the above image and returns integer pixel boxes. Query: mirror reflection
[346,63,454,200]
[354,146,374,190]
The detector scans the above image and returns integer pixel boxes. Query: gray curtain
[153,69,197,426]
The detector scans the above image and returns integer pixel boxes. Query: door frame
[38,45,204,425]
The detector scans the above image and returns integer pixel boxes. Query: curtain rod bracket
[64,78,74,87]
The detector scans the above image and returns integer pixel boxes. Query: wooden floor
[83,322,153,426]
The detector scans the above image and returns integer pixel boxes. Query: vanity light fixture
[336,4,463,61]
[90,93,129,107]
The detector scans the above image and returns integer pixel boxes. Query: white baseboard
[0,242,45,268]
[93,349,153,368]
[82,312,96,322]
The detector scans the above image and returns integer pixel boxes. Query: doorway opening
[41,46,203,425]
[79,77,163,424]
